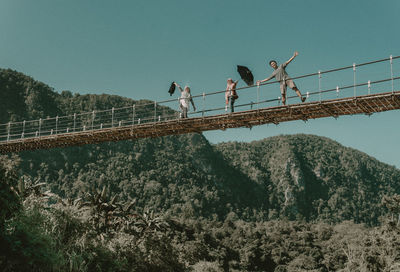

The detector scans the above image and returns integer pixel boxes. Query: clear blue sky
[1,0,399,168]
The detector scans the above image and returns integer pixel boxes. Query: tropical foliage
[1,68,400,271]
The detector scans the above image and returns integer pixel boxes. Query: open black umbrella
[168,82,176,96]
[237,65,254,86]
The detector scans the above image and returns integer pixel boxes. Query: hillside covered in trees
[1,68,400,271]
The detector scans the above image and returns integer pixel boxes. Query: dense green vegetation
[1,68,400,271]
[217,135,400,225]
[16,133,400,225]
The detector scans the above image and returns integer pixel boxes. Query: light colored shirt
[266,63,290,82]
[225,82,238,103]
[180,91,193,109]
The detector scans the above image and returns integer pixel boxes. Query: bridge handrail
[0,55,398,141]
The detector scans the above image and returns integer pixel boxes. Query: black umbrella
[237,65,254,86]
[168,82,176,96]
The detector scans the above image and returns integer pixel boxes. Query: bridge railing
[183,55,399,118]
[0,55,399,143]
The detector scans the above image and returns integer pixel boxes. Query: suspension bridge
[0,55,399,154]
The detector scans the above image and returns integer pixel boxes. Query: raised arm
[174,82,184,93]
[284,51,299,66]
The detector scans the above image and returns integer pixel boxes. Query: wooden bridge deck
[1,91,399,153]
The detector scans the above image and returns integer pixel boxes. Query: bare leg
[293,87,306,102]
[280,84,287,105]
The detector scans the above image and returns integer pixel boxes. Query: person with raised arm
[257,51,306,105]
[174,82,196,118]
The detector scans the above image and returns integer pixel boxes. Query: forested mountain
[217,135,400,225]
[15,132,400,225]
[18,134,269,221]
[1,68,400,271]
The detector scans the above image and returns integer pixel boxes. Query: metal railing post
[92,110,95,130]
[353,63,356,97]
[111,107,114,127]
[178,97,181,118]
[55,116,58,134]
[202,92,205,117]
[22,120,25,139]
[73,113,76,132]
[7,122,10,142]
[390,55,394,94]
[132,104,135,126]
[368,80,371,95]
[38,118,42,137]
[154,101,157,122]
[257,83,260,109]
[318,70,322,101]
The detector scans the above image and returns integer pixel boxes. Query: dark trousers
[180,105,188,118]
[229,96,235,112]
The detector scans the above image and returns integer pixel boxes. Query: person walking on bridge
[174,82,196,118]
[225,78,239,112]
[257,51,306,105]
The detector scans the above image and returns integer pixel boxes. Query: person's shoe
[301,96,306,102]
